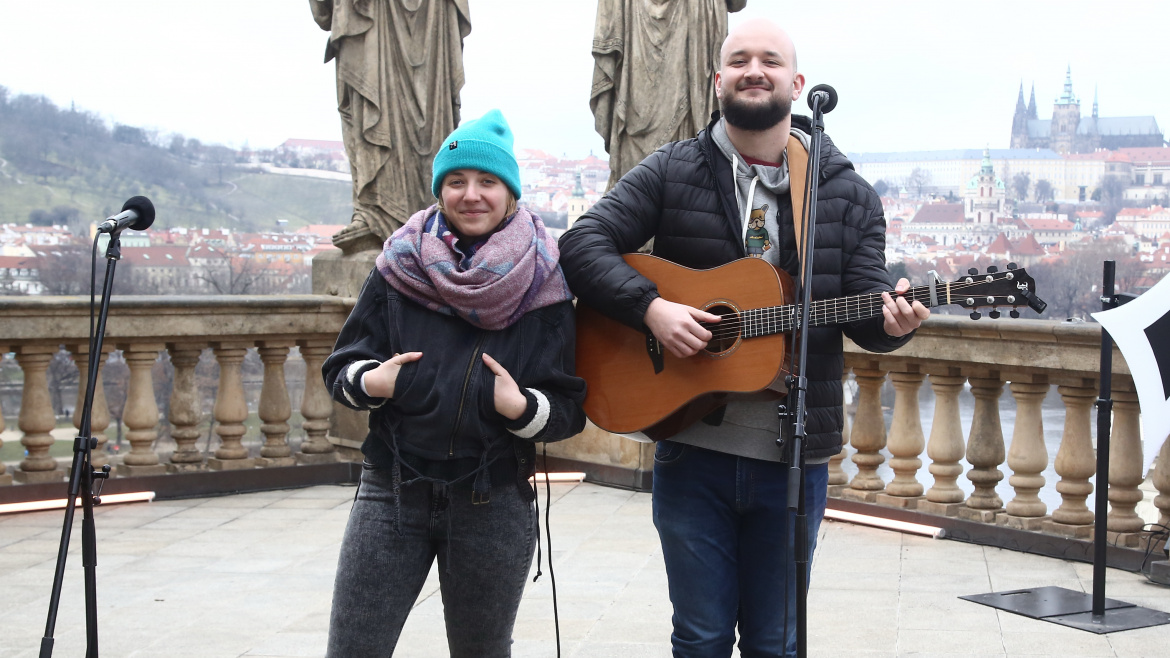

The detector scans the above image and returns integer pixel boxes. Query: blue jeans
[652,441,829,658]
[327,464,536,657]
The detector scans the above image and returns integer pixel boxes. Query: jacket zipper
[449,333,488,457]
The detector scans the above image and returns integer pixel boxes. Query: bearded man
[559,19,928,658]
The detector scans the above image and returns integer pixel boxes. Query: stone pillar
[960,374,1005,522]
[1153,434,1170,542]
[0,363,9,486]
[166,343,206,472]
[256,342,295,468]
[999,378,1049,530]
[842,365,886,501]
[14,346,64,483]
[827,370,851,493]
[297,340,338,464]
[1044,380,1097,538]
[119,343,166,476]
[920,373,967,516]
[208,342,254,470]
[1106,383,1145,546]
[877,369,925,509]
[69,343,113,473]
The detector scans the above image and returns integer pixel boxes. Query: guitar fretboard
[738,285,939,339]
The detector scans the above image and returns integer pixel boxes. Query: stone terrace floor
[2,481,1169,658]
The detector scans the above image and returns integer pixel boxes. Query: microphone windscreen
[121,196,156,230]
[807,84,838,114]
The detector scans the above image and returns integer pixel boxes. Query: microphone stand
[779,86,834,658]
[40,230,120,658]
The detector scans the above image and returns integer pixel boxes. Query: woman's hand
[362,352,423,399]
[482,353,527,420]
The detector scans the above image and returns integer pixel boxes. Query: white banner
[1092,271,1170,477]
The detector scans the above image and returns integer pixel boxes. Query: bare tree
[1026,239,1144,320]
[907,168,932,198]
[1034,179,1055,203]
[1093,174,1128,223]
[35,245,95,295]
[1011,172,1031,201]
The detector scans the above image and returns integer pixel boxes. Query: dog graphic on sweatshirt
[744,204,771,258]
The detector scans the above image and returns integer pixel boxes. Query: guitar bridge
[646,333,665,374]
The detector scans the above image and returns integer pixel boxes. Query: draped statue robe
[591,0,746,189]
[311,0,472,253]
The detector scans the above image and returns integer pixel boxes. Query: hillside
[0,87,352,232]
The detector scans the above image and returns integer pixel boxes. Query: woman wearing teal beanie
[323,109,585,656]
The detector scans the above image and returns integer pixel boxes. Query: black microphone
[807,84,838,114]
[98,196,155,233]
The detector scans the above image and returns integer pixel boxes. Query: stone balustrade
[836,315,1168,547]
[0,295,353,486]
[2,297,1167,554]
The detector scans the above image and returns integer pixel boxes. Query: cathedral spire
[1093,85,1099,119]
[1027,83,1038,119]
[1015,81,1026,113]
[1059,65,1076,104]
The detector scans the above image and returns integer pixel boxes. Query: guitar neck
[741,285,937,338]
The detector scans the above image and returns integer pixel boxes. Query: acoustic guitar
[575,254,1046,438]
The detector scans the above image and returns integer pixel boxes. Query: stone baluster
[118,343,166,476]
[208,342,254,470]
[297,339,338,464]
[843,364,886,501]
[920,372,967,516]
[827,370,851,491]
[877,368,926,509]
[14,346,64,483]
[0,358,9,486]
[961,373,1005,522]
[1153,434,1170,540]
[1000,377,1049,530]
[1044,380,1097,538]
[69,343,113,473]
[256,341,295,468]
[166,343,205,472]
[1106,383,1145,546]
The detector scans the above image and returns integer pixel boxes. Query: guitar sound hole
[702,304,740,354]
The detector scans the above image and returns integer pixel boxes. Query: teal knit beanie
[432,109,522,200]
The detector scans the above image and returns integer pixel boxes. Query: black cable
[543,443,561,658]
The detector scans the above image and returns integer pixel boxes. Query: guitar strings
[695,278,1029,342]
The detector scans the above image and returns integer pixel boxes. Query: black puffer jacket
[558,114,910,460]
[323,270,587,469]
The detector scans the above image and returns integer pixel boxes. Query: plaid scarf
[376,205,573,330]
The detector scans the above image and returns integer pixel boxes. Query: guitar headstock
[946,263,1046,320]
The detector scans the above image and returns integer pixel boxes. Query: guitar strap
[786,134,809,265]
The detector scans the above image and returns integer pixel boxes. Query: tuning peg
[970,311,981,320]
[1007,262,1018,270]
[1010,309,1020,319]
[987,265,998,274]
[968,268,979,275]
[989,309,1001,319]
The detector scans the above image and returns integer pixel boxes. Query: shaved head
[720,19,797,72]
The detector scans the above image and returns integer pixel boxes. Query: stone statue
[590,0,746,189]
[310,0,472,254]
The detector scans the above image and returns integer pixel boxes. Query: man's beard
[721,93,792,132]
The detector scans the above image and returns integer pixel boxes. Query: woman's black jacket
[557,114,910,460]
[322,269,587,474]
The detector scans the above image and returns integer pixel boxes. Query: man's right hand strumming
[643,297,721,358]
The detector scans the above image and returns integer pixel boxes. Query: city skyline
[0,1,1168,158]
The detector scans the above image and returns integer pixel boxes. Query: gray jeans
[327,464,536,657]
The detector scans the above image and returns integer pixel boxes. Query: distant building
[963,148,1006,226]
[1010,69,1163,154]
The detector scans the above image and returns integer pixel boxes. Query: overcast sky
[1,1,1167,158]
